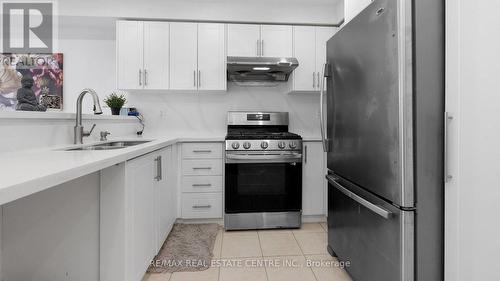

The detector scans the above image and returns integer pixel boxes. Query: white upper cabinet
[227,24,261,57]
[170,22,198,91]
[260,25,293,57]
[227,24,292,57]
[197,23,227,91]
[117,21,169,90]
[290,26,337,93]
[170,23,227,92]
[117,21,144,90]
[315,27,336,79]
[117,20,226,92]
[143,22,169,90]
[292,26,317,92]
[117,21,335,93]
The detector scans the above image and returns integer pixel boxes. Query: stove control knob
[289,142,297,149]
[278,141,286,149]
[231,142,240,149]
[243,142,251,149]
[261,142,269,149]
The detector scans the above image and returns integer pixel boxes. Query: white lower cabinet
[181,193,223,219]
[180,142,223,219]
[302,141,327,216]
[100,146,176,281]
[182,175,223,193]
[127,154,157,281]
[182,159,223,176]
[155,146,177,250]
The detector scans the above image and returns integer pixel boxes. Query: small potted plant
[104,92,127,115]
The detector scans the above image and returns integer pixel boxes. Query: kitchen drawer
[181,193,223,219]
[182,159,223,176]
[182,175,223,193]
[182,143,223,159]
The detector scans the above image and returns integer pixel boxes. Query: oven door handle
[226,153,302,163]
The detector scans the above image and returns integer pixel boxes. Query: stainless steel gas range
[224,111,303,230]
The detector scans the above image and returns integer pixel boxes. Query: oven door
[225,152,302,213]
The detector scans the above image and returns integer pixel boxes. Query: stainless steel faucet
[74,88,103,144]
[100,131,111,141]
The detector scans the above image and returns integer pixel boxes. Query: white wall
[344,0,372,24]
[0,206,2,281]
[2,173,100,281]
[53,0,341,138]
[445,0,500,280]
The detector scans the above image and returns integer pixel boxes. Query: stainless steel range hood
[227,56,299,83]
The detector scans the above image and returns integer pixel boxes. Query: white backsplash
[0,115,140,154]
[127,83,322,138]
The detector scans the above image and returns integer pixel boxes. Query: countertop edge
[0,136,224,206]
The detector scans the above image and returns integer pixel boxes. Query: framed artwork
[0,53,64,111]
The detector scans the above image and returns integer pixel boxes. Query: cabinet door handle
[317,72,321,90]
[158,156,162,181]
[256,40,260,56]
[313,73,316,88]
[261,40,264,56]
[139,69,142,86]
[144,69,148,86]
[154,156,162,181]
[192,184,212,187]
[198,70,201,88]
[193,70,197,87]
[445,112,454,182]
[304,145,308,164]
[193,205,212,209]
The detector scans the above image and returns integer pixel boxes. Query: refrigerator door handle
[445,112,454,182]
[319,63,329,152]
[326,175,392,219]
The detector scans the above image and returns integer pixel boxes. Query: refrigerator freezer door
[325,0,414,207]
[327,174,414,281]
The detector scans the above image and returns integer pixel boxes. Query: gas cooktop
[225,131,302,140]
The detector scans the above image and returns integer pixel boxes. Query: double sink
[64,140,151,151]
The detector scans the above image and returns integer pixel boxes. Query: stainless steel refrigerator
[319,0,444,280]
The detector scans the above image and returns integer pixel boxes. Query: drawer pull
[193,150,212,153]
[193,167,212,170]
[192,184,212,187]
[193,205,212,209]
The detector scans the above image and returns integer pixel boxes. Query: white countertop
[0,110,137,121]
[0,135,224,206]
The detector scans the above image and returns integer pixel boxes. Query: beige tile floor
[143,223,352,281]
